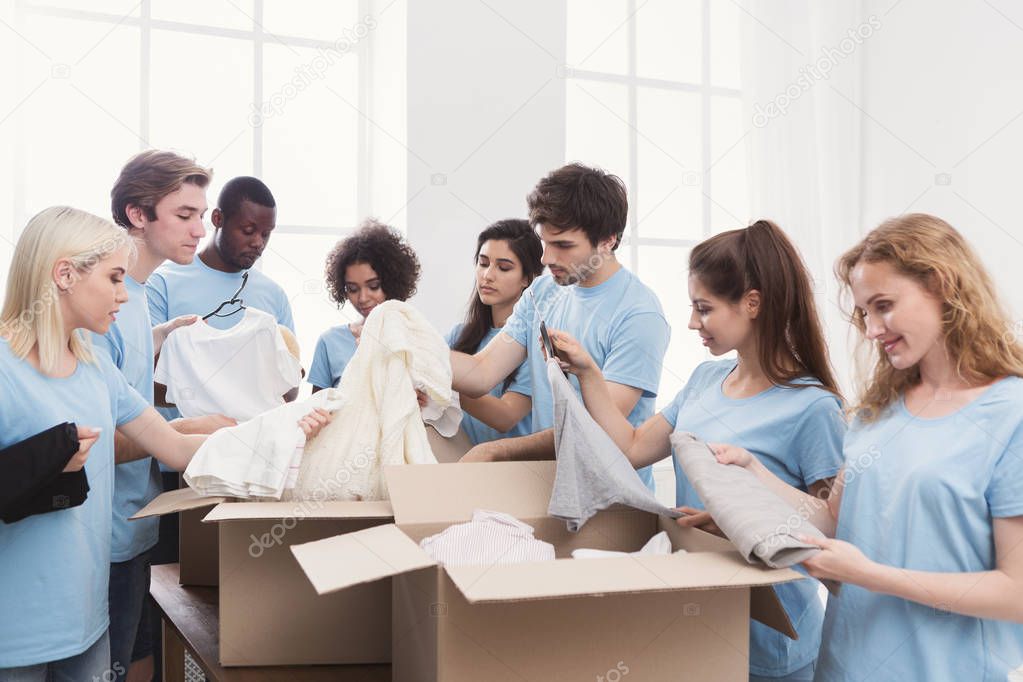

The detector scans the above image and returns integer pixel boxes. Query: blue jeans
[108,550,153,682]
[0,631,110,682]
[750,660,816,681]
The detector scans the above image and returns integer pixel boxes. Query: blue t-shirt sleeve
[145,274,170,326]
[506,358,532,397]
[308,333,334,389]
[98,352,149,425]
[601,311,670,397]
[276,290,295,333]
[659,389,684,429]
[986,422,1023,518]
[790,393,847,485]
[502,285,536,348]
[445,324,463,349]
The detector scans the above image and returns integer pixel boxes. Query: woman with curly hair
[308,219,421,392]
[707,214,1023,680]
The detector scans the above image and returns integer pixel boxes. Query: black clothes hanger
[203,272,249,321]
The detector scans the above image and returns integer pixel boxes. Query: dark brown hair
[324,218,421,306]
[452,219,543,389]
[690,219,841,397]
[110,150,211,228]
[526,163,627,250]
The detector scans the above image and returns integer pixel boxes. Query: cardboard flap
[291,524,437,595]
[444,551,804,603]
[130,487,228,520]
[203,500,393,522]
[384,462,556,525]
[751,585,798,639]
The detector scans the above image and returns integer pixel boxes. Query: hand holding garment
[546,359,682,531]
[0,422,89,523]
[669,431,825,568]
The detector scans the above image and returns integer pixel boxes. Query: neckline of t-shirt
[895,376,1014,425]
[0,336,85,382]
[193,307,264,336]
[711,361,783,404]
[195,254,250,280]
[570,267,628,299]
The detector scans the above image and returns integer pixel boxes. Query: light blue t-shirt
[0,337,148,667]
[446,324,532,445]
[816,377,1023,681]
[91,277,162,562]
[308,324,358,389]
[660,359,846,677]
[502,268,670,488]
[147,255,295,424]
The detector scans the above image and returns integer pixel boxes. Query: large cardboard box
[133,487,226,586]
[292,461,804,682]
[133,488,394,666]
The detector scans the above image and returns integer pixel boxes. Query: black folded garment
[0,422,90,524]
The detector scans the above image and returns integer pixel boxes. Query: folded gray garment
[669,431,825,568]
[547,360,682,532]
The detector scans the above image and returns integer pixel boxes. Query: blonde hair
[836,213,1023,421]
[0,206,137,373]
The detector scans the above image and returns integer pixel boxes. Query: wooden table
[150,563,391,681]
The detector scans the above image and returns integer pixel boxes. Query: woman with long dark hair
[551,219,846,681]
[447,219,543,444]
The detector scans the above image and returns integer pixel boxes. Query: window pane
[151,0,255,31]
[636,245,715,410]
[261,43,359,228]
[708,95,748,230]
[710,0,742,89]
[262,1,360,42]
[17,15,141,217]
[257,232,357,370]
[150,31,253,176]
[636,86,702,240]
[20,1,141,16]
[565,80,632,192]
[636,0,701,84]
[566,0,629,75]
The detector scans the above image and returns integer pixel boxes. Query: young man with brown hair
[451,163,670,485]
[100,150,235,682]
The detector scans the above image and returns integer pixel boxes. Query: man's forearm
[486,428,556,461]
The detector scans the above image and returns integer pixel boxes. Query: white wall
[403,0,567,332]
[859,0,1023,322]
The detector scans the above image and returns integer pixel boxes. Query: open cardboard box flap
[384,460,557,525]
[291,523,436,595]
[203,499,393,522]
[130,487,228,520]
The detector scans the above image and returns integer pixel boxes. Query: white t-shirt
[155,307,301,421]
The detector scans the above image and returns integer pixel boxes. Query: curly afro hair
[324,218,421,307]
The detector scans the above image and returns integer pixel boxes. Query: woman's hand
[674,506,726,538]
[415,389,428,408]
[546,329,598,375]
[800,535,881,586]
[64,426,101,472]
[298,408,332,439]
[707,442,755,469]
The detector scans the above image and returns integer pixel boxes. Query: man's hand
[153,315,199,354]
[460,441,503,462]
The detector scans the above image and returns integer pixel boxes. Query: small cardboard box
[292,461,804,682]
[133,489,394,666]
[134,487,226,586]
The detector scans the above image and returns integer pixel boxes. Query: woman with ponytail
[447,219,543,444]
[552,219,846,681]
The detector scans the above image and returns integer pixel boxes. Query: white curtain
[739,0,870,393]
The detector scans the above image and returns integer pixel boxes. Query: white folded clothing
[183,388,344,499]
[571,530,685,559]
[420,509,556,567]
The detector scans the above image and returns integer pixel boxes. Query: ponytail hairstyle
[689,219,841,397]
[837,213,1023,422]
[453,219,543,390]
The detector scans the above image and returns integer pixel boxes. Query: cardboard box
[292,461,804,682]
[133,488,394,666]
[134,487,226,586]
